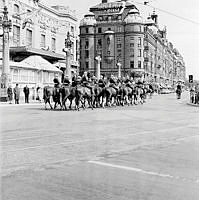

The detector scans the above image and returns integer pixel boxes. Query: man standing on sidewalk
[13,84,20,104]
[23,85,30,103]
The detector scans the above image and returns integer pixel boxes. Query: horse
[93,85,106,108]
[75,85,94,111]
[103,86,118,107]
[43,86,62,110]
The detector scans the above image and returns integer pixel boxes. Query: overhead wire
[134,1,199,26]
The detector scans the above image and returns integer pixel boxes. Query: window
[21,70,28,82]
[40,34,46,48]
[26,29,32,46]
[85,50,89,58]
[85,27,89,33]
[117,37,121,43]
[139,26,142,32]
[27,9,31,13]
[107,51,110,56]
[130,43,134,47]
[29,70,35,82]
[85,40,89,49]
[138,37,142,47]
[49,73,54,83]
[13,4,19,14]
[98,27,102,33]
[107,37,110,45]
[117,26,122,32]
[51,38,56,51]
[97,39,102,47]
[138,49,142,57]
[138,61,142,69]
[85,61,89,69]
[13,69,18,82]
[117,44,122,48]
[13,25,20,46]
[130,61,134,69]
[130,48,134,57]
[108,27,111,30]
[44,72,49,83]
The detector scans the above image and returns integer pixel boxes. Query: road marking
[88,161,199,184]
[88,161,173,178]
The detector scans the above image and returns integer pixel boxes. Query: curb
[0,102,43,107]
[187,103,199,107]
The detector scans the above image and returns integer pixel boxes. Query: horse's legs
[47,99,53,109]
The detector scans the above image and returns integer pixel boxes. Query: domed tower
[124,7,145,79]
[79,12,96,75]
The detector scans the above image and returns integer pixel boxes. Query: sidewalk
[0,100,43,107]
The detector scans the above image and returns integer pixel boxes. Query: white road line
[88,161,173,179]
[88,161,199,184]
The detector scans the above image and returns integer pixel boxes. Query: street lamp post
[95,44,101,81]
[63,32,72,81]
[0,6,12,100]
[116,55,122,79]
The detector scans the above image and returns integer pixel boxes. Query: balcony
[104,56,114,64]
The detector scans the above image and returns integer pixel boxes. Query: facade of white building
[0,0,79,100]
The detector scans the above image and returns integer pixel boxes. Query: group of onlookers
[190,85,199,104]
[6,84,41,104]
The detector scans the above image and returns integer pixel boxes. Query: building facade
[79,0,186,85]
[0,0,79,100]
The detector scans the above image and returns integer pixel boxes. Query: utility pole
[0,6,12,101]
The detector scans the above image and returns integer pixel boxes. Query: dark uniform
[98,78,106,88]
[63,77,70,86]
[53,78,60,88]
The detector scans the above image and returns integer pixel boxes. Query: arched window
[13,4,19,14]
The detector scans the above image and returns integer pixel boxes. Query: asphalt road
[1,92,199,200]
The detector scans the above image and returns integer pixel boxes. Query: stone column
[117,62,122,79]
[95,55,101,80]
[64,49,71,81]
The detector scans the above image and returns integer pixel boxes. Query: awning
[10,46,65,62]
[20,55,62,72]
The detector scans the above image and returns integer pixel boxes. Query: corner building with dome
[79,0,186,85]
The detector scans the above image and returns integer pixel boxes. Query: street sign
[189,75,193,83]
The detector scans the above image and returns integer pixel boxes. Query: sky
[43,0,199,80]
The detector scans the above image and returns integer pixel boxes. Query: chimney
[102,0,108,3]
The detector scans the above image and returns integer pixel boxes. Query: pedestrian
[13,83,20,104]
[23,85,30,103]
[7,85,13,104]
[36,86,41,103]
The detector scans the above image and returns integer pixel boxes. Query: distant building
[0,0,79,98]
[79,0,186,85]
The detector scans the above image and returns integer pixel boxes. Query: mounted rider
[98,75,106,88]
[63,75,70,86]
[53,76,60,88]
[109,74,118,92]
[81,71,94,94]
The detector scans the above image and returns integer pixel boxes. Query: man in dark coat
[14,83,20,104]
[23,85,30,103]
